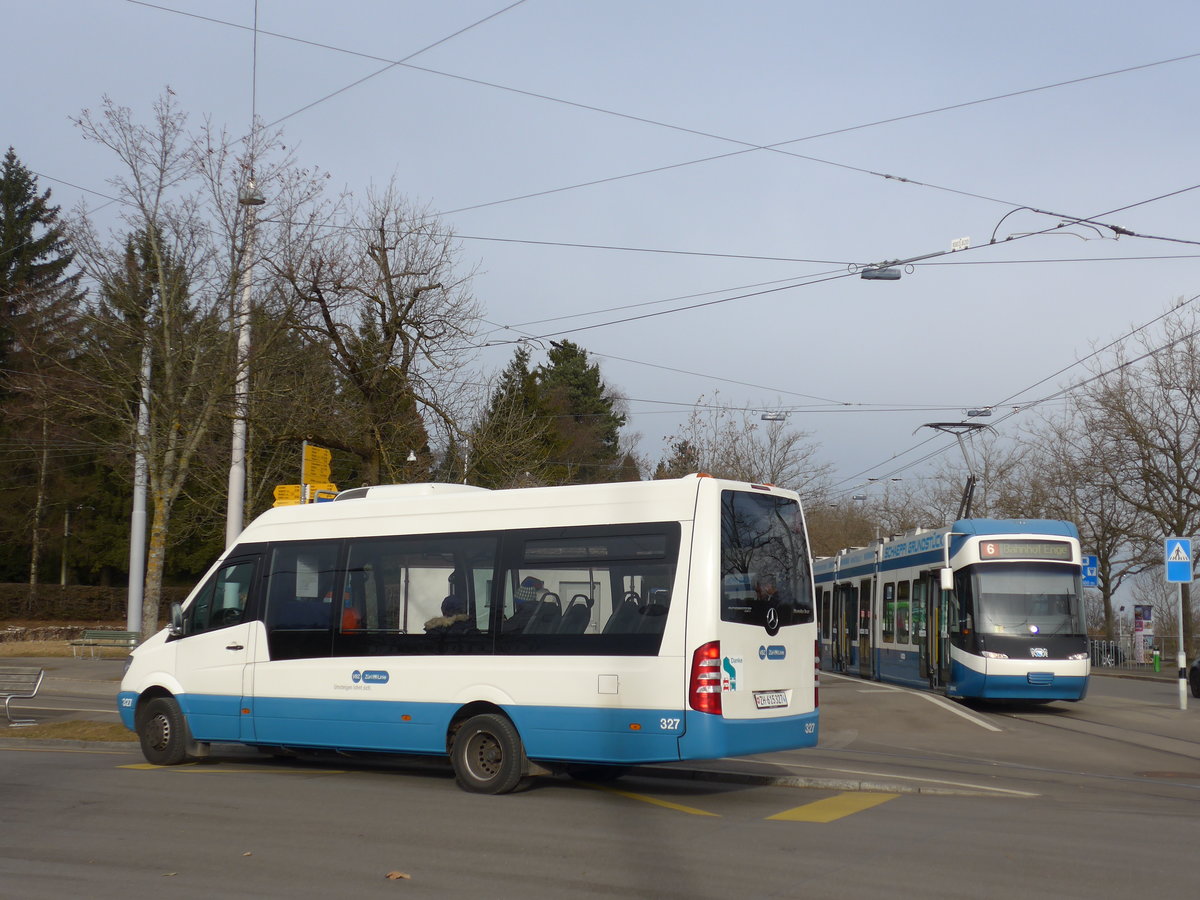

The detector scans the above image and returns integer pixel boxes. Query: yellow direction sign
[305,482,338,496]
[273,484,303,507]
[302,443,332,483]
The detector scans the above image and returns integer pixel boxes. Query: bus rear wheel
[137,697,191,766]
[451,713,526,794]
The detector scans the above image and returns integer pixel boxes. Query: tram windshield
[966,563,1084,636]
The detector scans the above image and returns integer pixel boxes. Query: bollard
[1153,649,1161,672]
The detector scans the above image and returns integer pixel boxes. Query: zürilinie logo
[352,670,390,684]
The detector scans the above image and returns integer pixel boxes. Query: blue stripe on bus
[132,692,819,764]
[678,708,818,758]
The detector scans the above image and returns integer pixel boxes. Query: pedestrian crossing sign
[1165,537,1193,583]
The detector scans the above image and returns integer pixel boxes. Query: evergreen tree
[654,439,701,479]
[535,340,626,484]
[469,347,555,488]
[0,148,84,588]
[0,147,81,382]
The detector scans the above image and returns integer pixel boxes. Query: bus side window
[186,558,258,636]
[265,541,341,660]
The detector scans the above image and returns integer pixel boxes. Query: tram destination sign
[979,540,1072,561]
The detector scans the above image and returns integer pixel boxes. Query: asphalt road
[2,662,1197,898]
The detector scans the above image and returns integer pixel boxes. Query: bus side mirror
[939,568,954,592]
[169,602,184,637]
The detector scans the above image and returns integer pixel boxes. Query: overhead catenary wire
[123,1,1200,222]
[831,292,1200,497]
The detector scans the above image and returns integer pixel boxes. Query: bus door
[173,555,261,743]
[857,578,873,678]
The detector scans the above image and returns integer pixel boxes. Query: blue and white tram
[813,519,1089,701]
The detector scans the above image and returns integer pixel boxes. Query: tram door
[916,573,933,683]
[924,572,952,688]
[857,578,873,678]
[833,582,856,672]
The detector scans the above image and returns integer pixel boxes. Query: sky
[5,0,1200,501]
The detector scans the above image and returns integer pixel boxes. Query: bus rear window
[720,491,813,628]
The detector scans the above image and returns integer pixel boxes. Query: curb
[638,763,1021,797]
[0,738,138,751]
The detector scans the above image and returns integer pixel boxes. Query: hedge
[0,583,191,622]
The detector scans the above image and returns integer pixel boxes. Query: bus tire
[451,714,526,794]
[137,697,192,766]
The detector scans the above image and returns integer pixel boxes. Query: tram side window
[882,582,895,643]
[911,578,927,640]
[896,581,911,644]
[820,589,831,640]
[858,580,872,640]
[265,541,341,660]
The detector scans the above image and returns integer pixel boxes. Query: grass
[0,639,132,659]
[5,720,134,742]
[1,636,134,742]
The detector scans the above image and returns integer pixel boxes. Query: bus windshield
[967,563,1083,636]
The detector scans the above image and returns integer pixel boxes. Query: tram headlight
[1067,652,1088,660]
[981,650,1009,659]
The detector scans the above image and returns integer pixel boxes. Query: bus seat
[558,602,591,634]
[602,599,642,634]
[524,601,562,634]
[636,604,668,633]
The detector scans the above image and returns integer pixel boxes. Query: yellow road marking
[768,791,898,822]
[589,784,720,816]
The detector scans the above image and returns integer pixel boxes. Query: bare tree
[275,183,480,485]
[1069,309,1200,654]
[1022,410,1153,640]
[66,92,327,635]
[660,394,832,499]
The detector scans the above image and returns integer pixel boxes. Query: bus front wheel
[137,697,192,766]
[451,713,526,794]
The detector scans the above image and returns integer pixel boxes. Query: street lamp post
[225,179,265,548]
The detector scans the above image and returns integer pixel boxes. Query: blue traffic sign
[1081,555,1098,587]
[1165,537,1193,583]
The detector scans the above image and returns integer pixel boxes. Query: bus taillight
[689,641,723,715]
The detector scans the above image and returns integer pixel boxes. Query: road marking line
[768,791,898,822]
[824,672,1001,731]
[588,784,719,816]
[763,760,1040,797]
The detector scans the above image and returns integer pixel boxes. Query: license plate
[753,690,788,709]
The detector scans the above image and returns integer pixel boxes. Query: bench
[1,665,45,726]
[70,629,141,658]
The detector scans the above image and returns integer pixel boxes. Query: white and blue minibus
[814,519,1089,702]
[119,475,819,792]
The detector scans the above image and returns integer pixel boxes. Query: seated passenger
[503,575,544,633]
[424,595,472,633]
[341,595,364,631]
